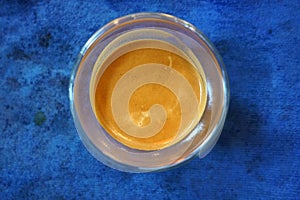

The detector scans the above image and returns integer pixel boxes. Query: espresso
[93,47,207,150]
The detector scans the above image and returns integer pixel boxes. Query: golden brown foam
[94,48,206,150]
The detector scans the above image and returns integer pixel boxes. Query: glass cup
[69,12,229,172]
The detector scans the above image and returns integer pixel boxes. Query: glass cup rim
[69,12,230,172]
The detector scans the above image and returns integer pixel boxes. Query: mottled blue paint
[0,0,299,199]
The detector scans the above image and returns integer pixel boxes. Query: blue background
[1,0,299,199]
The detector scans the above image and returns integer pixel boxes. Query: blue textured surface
[1,0,299,199]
